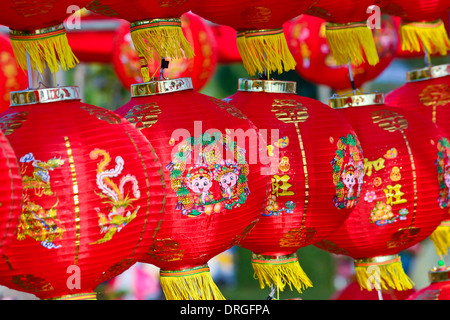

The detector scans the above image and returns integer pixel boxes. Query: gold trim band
[252,252,298,263]
[328,93,385,109]
[237,79,296,94]
[407,64,450,82]
[130,77,193,97]
[9,24,65,37]
[354,254,400,267]
[10,87,81,106]
[326,21,369,30]
[160,265,210,278]
[130,18,181,30]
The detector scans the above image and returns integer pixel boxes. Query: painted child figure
[185,166,221,216]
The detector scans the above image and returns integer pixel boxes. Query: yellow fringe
[130,19,194,65]
[400,19,450,56]
[326,22,379,66]
[10,27,78,74]
[429,221,450,257]
[237,29,296,76]
[159,265,225,300]
[251,253,313,293]
[354,255,414,291]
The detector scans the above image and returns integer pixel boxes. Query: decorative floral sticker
[167,132,250,217]
[435,137,450,208]
[90,148,141,244]
[331,134,364,209]
[17,153,65,249]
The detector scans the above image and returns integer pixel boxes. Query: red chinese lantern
[305,0,380,67]
[332,277,416,300]
[407,261,450,300]
[112,12,218,91]
[284,14,398,91]
[385,64,450,257]
[115,77,269,300]
[0,131,22,257]
[86,0,194,82]
[224,79,364,293]
[191,0,317,76]
[315,92,449,292]
[0,33,28,113]
[0,86,165,300]
[0,1,91,73]
[375,0,450,56]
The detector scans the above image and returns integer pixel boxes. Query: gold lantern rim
[237,78,297,94]
[429,264,450,284]
[407,64,450,82]
[328,92,385,109]
[10,86,81,107]
[130,77,193,97]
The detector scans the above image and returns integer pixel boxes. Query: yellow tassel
[159,265,225,300]
[400,19,450,56]
[326,22,379,66]
[251,253,312,293]
[9,25,79,74]
[354,254,414,291]
[429,220,450,257]
[130,18,194,65]
[237,29,296,76]
[50,293,98,300]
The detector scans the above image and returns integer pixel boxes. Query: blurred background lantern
[191,0,317,76]
[66,10,121,64]
[284,14,398,92]
[224,79,364,295]
[0,34,27,113]
[407,260,450,300]
[375,0,450,57]
[115,77,269,300]
[385,63,450,258]
[0,131,22,258]
[0,0,91,74]
[0,86,165,300]
[112,12,218,92]
[305,0,380,67]
[86,0,193,82]
[316,92,449,293]
[211,23,242,64]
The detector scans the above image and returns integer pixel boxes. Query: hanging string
[266,284,278,300]
[424,46,431,68]
[26,51,33,89]
[160,57,169,80]
[348,60,357,95]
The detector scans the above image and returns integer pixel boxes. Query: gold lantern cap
[131,77,193,97]
[328,92,385,109]
[407,64,450,82]
[10,86,81,107]
[237,78,297,94]
[429,261,450,283]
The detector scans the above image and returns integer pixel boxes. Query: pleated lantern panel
[386,64,450,257]
[0,0,92,73]
[191,0,317,76]
[115,77,269,300]
[316,93,449,293]
[86,0,194,82]
[0,86,165,300]
[0,131,23,257]
[306,0,381,66]
[224,79,364,294]
[284,14,398,92]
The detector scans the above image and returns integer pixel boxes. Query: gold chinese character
[271,99,309,124]
[372,109,408,132]
[364,157,386,177]
[271,174,294,197]
[383,184,407,205]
